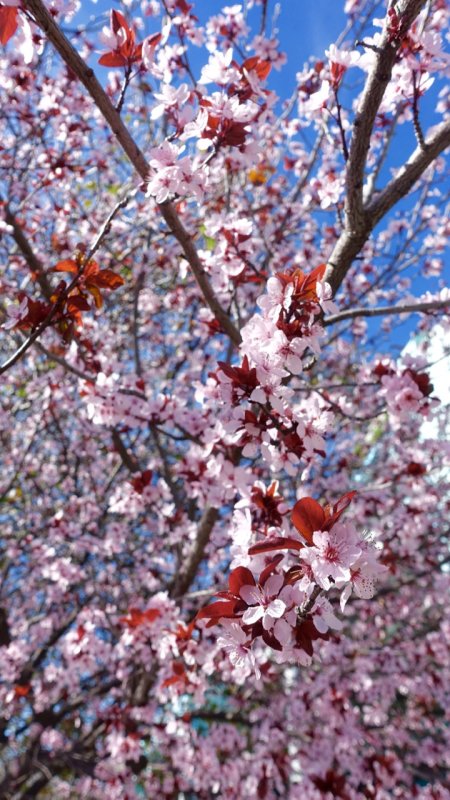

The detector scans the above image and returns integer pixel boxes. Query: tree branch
[367,118,450,225]
[2,201,52,298]
[23,0,241,347]
[170,506,219,598]
[345,0,427,227]
[324,0,441,296]
[324,298,450,326]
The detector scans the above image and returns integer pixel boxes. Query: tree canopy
[0,0,449,797]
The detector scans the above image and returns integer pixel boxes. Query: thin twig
[411,69,428,152]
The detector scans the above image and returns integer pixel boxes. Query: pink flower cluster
[198,492,385,676]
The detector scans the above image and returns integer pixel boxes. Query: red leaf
[146,31,162,47]
[86,284,103,310]
[332,490,357,516]
[195,599,238,625]
[130,469,153,494]
[228,566,256,596]
[258,554,284,586]
[325,491,357,530]
[66,295,91,312]
[92,269,125,290]
[0,6,18,46]
[162,662,187,688]
[53,259,79,274]
[248,536,304,556]
[111,9,130,35]
[14,683,31,697]
[119,607,160,628]
[242,56,271,81]
[291,497,326,544]
[307,262,326,284]
[294,616,328,656]
[98,52,129,67]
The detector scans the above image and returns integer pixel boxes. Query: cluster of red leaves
[196,492,356,657]
[249,491,356,556]
[198,57,271,151]
[53,255,124,315]
[217,355,258,401]
[98,10,161,68]
[0,4,18,46]
[251,481,285,528]
[119,608,161,628]
[230,56,271,102]
[8,256,124,345]
[196,559,328,657]
[200,98,250,148]
[11,294,51,331]
[276,263,326,340]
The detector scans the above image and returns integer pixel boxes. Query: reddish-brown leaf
[291,497,326,544]
[242,56,271,81]
[111,9,129,33]
[66,295,91,313]
[0,6,18,46]
[325,490,357,530]
[14,683,31,697]
[258,554,284,586]
[228,566,256,596]
[119,607,160,628]
[98,51,129,67]
[53,259,79,274]
[86,284,103,310]
[195,599,238,626]
[92,269,125,290]
[248,536,303,556]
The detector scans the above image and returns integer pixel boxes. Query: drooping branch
[22,0,241,347]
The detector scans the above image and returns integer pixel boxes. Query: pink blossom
[300,522,362,589]
[217,622,260,679]
[199,48,236,85]
[240,574,286,630]
[3,297,28,329]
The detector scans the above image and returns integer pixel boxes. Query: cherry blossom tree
[0,0,449,797]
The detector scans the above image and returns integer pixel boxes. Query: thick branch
[23,0,241,346]
[2,202,52,298]
[324,0,440,296]
[345,0,427,226]
[171,506,219,598]
[111,429,141,473]
[326,116,449,299]
[367,118,450,224]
